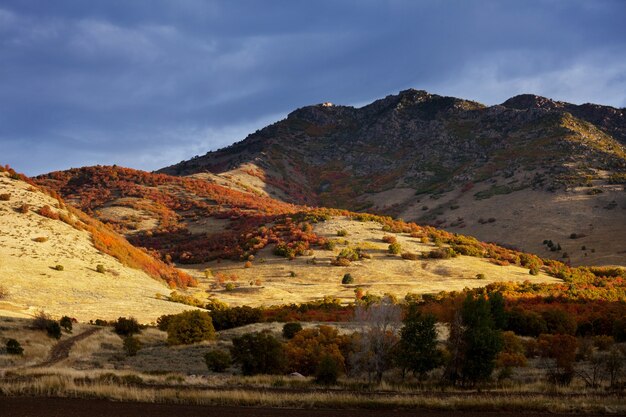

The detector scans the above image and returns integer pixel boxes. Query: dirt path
[34,327,101,368]
[0,397,615,417]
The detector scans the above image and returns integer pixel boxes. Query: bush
[230,331,285,375]
[96,264,106,273]
[401,252,420,260]
[123,336,142,356]
[336,230,348,237]
[46,321,62,339]
[282,322,303,339]
[425,247,456,259]
[476,273,486,280]
[114,317,141,336]
[315,354,340,385]
[0,284,8,300]
[166,310,215,345]
[382,235,397,244]
[33,237,48,243]
[0,193,10,201]
[341,273,354,285]
[6,339,23,355]
[388,242,402,255]
[53,264,64,271]
[210,306,263,331]
[37,205,59,220]
[60,316,73,333]
[205,349,232,372]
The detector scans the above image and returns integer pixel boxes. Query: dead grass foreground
[0,371,624,414]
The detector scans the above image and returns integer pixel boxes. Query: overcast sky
[1,0,625,175]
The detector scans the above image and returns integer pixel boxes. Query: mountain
[159,90,626,266]
[0,166,195,322]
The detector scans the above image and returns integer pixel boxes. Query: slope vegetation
[0,167,194,322]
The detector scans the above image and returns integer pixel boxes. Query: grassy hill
[0,167,195,322]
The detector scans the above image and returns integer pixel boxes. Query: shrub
[331,257,351,266]
[96,264,106,273]
[321,240,336,250]
[205,349,232,372]
[529,267,540,275]
[282,322,303,339]
[37,205,59,220]
[156,314,174,332]
[388,242,402,255]
[210,306,263,331]
[425,247,456,259]
[341,273,354,285]
[0,193,10,201]
[123,336,142,356]
[230,331,285,375]
[224,283,236,291]
[315,354,340,385]
[17,203,30,213]
[476,273,486,280]
[336,229,348,237]
[244,261,252,268]
[382,235,397,244]
[33,237,48,243]
[46,321,62,339]
[6,339,23,355]
[401,252,420,260]
[0,284,8,300]
[114,317,141,336]
[166,310,215,345]
[53,265,64,271]
[337,247,359,261]
[59,316,73,333]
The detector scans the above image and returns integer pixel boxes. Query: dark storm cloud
[1,0,625,175]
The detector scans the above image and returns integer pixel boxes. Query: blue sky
[1,1,625,175]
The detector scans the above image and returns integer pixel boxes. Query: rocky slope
[159,90,626,266]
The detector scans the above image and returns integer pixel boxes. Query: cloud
[0,1,624,175]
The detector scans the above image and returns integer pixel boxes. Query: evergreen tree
[396,305,442,379]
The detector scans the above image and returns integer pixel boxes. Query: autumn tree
[230,331,285,375]
[284,325,351,376]
[350,296,402,383]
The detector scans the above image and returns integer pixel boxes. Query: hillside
[159,90,626,266]
[34,165,580,307]
[0,167,195,322]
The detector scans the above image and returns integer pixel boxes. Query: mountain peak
[501,94,563,110]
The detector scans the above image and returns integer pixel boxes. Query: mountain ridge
[157,89,626,266]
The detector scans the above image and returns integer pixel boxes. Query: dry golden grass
[182,217,559,307]
[0,173,194,323]
[1,371,623,414]
[392,172,626,267]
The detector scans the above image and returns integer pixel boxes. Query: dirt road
[34,327,101,368]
